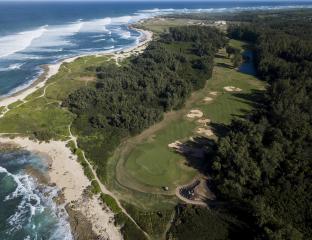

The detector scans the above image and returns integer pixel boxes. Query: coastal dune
[0,28,153,239]
[0,29,153,108]
[0,136,123,239]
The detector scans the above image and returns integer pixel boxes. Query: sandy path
[0,135,123,239]
[0,29,153,109]
[0,27,153,240]
[68,126,150,239]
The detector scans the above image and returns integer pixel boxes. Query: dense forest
[169,10,312,240]
[64,10,312,239]
[63,26,226,181]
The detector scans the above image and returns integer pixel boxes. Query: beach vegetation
[209,10,312,240]
[100,193,122,214]
[66,140,77,154]
[7,100,23,110]
[63,26,226,187]
[122,202,174,239]
[90,180,101,194]
[115,212,148,240]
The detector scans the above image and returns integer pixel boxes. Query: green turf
[0,55,111,139]
[7,100,24,110]
[0,106,5,114]
[137,18,204,35]
[108,40,266,210]
[124,120,197,188]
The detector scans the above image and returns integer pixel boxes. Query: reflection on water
[239,49,257,76]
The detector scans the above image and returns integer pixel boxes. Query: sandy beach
[0,136,123,239]
[0,27,153,239]
[0,28,153,108]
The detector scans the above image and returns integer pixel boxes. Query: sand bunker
[203,97,213,102]
[197,118,211,125]
[209,91,218,96]
[196,128,214,137]
[187,109,203,118]
[168,141,183,149]
[224,86,242,92]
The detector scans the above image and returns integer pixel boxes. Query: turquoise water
[0,151,72,239]
[0,1,312,239]
[0,1,311,96]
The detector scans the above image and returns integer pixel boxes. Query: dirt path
[68,125,150,239]
[163,211,175,240]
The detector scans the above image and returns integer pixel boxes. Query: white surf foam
[0,165,73,239]
[0,26,47,59]
[116,28,132,39]
[93,38,106,43]
[80,17,111,32]
[111,15,133,24]
[0,63,24,72]
[30,21,83,50]
[8,63,24,70]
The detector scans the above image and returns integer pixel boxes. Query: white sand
[224,86,242,92]
[168,140,183,149]
[187,109,203,118]
[0,27,153,240]
[0,136,122,239]
[0,27,153,239]
[197,118,211,125]
[203,97,213,102]
[196,127,214,137]
[111,29,153,64]
[0,136,89,202]
[0,28,153,108]
[73,196,122,239]
[209,91,218,96]
[0,58,73,108]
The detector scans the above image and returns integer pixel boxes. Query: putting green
[123,120,197,188]
[108,40,266,210]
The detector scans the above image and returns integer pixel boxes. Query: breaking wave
[0,166,73,240]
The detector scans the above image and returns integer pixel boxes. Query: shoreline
[0,26,153,239]
[0,136,123,240]
[0,27,153,108]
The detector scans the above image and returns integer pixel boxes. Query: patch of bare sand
[203,97,213,102]
[209,91,218,96]
[186,109,203,118]
[0,136,122,240]
[196,128,214,137]
[224,86,242,92]
[168,140,204,158]
[71,196,122,239]
[197,118,211,125]
[168,140,183,149]
[79,76,96,82]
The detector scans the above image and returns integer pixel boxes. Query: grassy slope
[0,55,110,139]
[102,19,266,239]
[108,39,265,198]
[0,18,266,239]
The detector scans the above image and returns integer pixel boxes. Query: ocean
[0,1,312,97]
[0,150,72,239]
[0,1,311,239]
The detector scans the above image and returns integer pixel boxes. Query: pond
[239,49,257,76]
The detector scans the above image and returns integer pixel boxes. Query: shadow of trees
[215,53,228,59]
[216,62,233,69]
